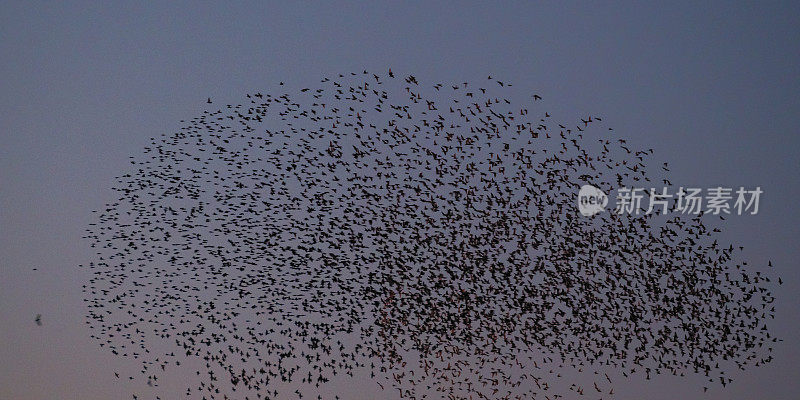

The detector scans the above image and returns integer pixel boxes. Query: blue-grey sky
[1,1,798,399]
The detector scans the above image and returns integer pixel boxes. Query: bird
[34,314,41,326]
[82,69,779,400]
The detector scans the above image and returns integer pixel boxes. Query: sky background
[1,1,799,399]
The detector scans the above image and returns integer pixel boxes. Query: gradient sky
[1,2,799,399]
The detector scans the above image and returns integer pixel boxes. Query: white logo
[578,185,608,216]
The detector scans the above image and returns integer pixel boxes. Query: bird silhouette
[82,70,780,400]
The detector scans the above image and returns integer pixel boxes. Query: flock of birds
[81,69,779,399]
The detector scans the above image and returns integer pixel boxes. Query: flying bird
[83,69,780,400]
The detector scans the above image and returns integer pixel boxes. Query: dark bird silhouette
[82,69,780,400]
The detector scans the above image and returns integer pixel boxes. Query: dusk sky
[1,2,799,399]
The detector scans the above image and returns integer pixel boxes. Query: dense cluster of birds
[82,70,779,399]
